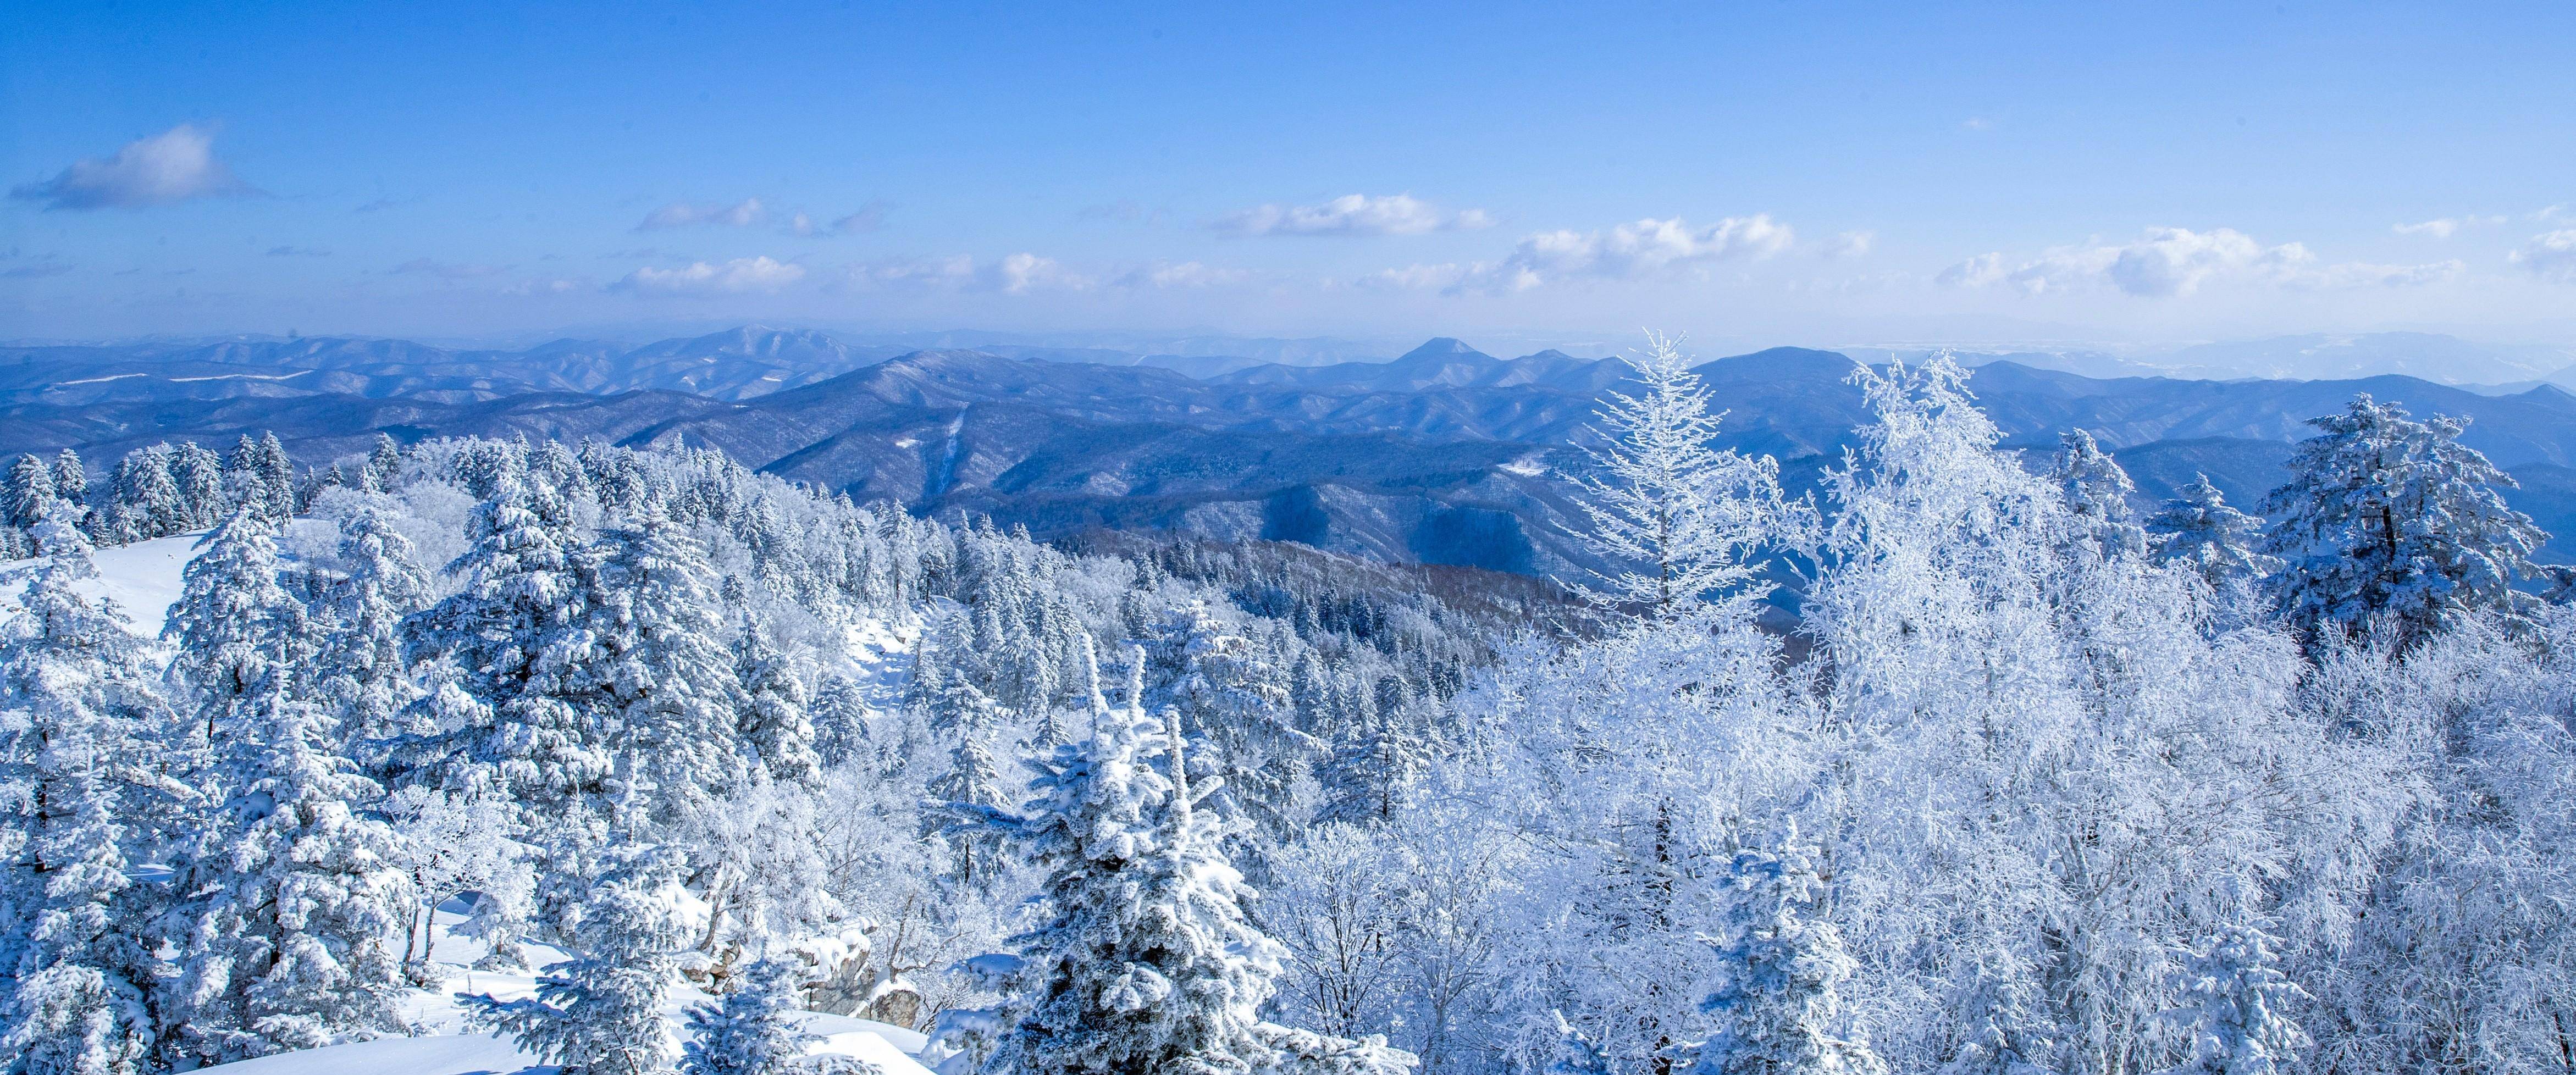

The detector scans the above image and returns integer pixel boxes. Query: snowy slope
[209,907,933,1074]
[0,530,204,636]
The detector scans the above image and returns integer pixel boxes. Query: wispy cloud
[1823,230,1876,258]
[611,256,805,296]
[1214,193,1494,237]
[9,124,258,210]
[635,197,765,231]
[2392,215,2503,239]
[788,201,890,236]
[2,262,73,279]
[1939,226,2460,297]
[2511,230,2576,283]
[391,258,509,280]
[266,245,330,257]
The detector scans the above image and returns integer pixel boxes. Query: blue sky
[5,1,2573,348]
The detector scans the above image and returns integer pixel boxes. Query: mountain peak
[1397,337,1496,363]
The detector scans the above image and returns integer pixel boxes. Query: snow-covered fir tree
[463,843,690,1075]
[2049,429,2146,558]
[681,956,817,1075]
[163,509,309,749]
[1676,828,1883,1075]
[2144,474,2277,605]
[314,496,434,755]
[2159,923,2307,1075]
[0,518,170,1075]
[164,663,414,1064]
[1564,331,1787,614]
[2261,394,2545,642]
[956,656,1412,1075]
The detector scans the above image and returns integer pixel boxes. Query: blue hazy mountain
[11,329,2576,569]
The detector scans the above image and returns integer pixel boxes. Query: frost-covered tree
[957,657,1411,1075]
[3,455,56,531]
[582,511,754,829]
[316,498,434,754]
[2049,429,2145,558]
[681,957,816,1075]
[228,433,297,522]
[2146,475,2277,604]
[1139,602,1315,847]
[737,612,820,786]
[393,477,605,816]
[99,446,184,545]
[0,518,170,1075]
[165,666,414,1063]
[2261,395,2546,642]
[1565,331,1787,614]
[47,450,85,520]
[164,509,308,747]
[2160,924,2306,1075]
[463,844,689,1075]
[379,786,531,982]
[1676,829,1883,1075]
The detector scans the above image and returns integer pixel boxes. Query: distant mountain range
[8,327,2576,573]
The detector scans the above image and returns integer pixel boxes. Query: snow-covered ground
[0,530,204,637]
[209,905,932,1073]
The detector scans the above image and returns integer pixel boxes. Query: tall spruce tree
[680,957,816,1075]
[164,510,308,749]
[2159,923,2307,1075]
[1564,330,1785,614]
[966,655,1412,1075]
[0,518,170,1074]
[462,844,689,1075]
[1677,828,1884,1075]
[318,500,434,756]
[166,666,413,1063]
[2261,395,2546,641]
[2146,475,2277,605]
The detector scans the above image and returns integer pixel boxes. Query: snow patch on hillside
[1,530,203,636]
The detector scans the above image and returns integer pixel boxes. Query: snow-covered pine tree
[2158,923,2307,1075]
[226,433,297,522]
[1140,601,1316,848]
[169,441,228,531]
[928,727,1011,891]
[4,454,56,531]
[0,517,170,1075]
[48,450,86,522]
[99,446,183,545]
[1676,827,1884,1075]
[1563,330,1785,615]
[582,511,754,830]
[462,843,690,1075]
[165,664,414,1063]
[2260,394,2547,642]
[164,509,308,748]
[2144,474,2278,607]
[317,498,434,756]
[681,956,816,1075]
[736,610,820,786]
[2049,429,2146,558]
[964,654,1412,1075]
[393,476,606,817]
[361,433,404,494]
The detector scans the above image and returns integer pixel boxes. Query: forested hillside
[3,348,2572,1074]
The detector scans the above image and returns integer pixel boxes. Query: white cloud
[2512,230,2576,283]
[1824,230,1876,258]
[10,124,256,210]
[2393,215,2504,239]
[1351,263,1474,291]
[1214,193,1492,237]
[635,197,765,231]
[1117,261,1250,289]
[392,258,509,280]
[1962,117,1996,131]
[612,256,805,296]
[789,201,889,236]
[1939,226,2459,297]
[1495,214,1793,287]
[501,277,582,296]
[844,253,1092,295]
